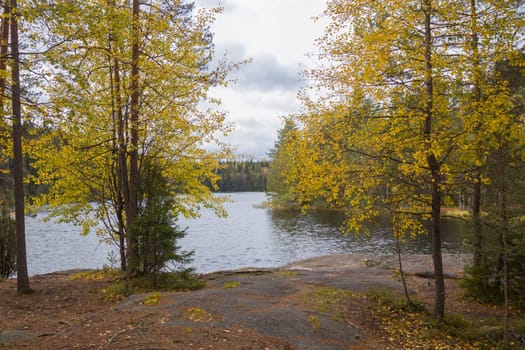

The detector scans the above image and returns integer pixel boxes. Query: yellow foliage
[26,0,236,238]
[142,292,161,306]
[223,281,241,289]
[70,268,121,281]
[275,0,524,246]
[183,307,214,322]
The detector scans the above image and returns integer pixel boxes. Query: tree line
[0,0,239,292]
[266,1,525,338]
[212,160,269,192]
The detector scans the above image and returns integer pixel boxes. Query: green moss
[365,289,520,349]
[183,307,213,322]
[308,315,321,330]
[142,292,161,305]
[276,270,296,277]
[223,281,241,289]
[302,286,356,322]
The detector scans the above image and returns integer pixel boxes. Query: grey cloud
[230,117,279,159]
[231,129,274,159]
[217,43,247,62]
[233,54,301,92]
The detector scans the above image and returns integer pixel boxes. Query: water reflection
[26,192,468,275]
[26,214,115,276]
[269,206,469,256]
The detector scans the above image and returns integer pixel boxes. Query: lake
[25,192,468,276]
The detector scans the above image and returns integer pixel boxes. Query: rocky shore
[1,253,475,349]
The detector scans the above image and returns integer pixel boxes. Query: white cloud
[195,0,328,159]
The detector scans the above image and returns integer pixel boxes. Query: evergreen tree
[266,119,298,205]
[0,206,15,279]
[133,158,193,287]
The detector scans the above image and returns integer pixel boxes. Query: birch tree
[27,0,234,273]
[292,0,462,318]
[283,0,524,318]
[285,0,465,318]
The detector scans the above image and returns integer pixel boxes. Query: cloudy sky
[194,0,328,159]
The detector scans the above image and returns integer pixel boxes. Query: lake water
[25,192,468,276]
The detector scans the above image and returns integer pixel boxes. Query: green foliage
[102,270,205,301]
[460,54,525,309]
[367,290,500,349]
[461,240,525,307]
[0,206,16,279]
[126,270,205,293]
[133,159,194,283]
[0,119,10,203]
[101,281,129,301]
[460,265,500,304]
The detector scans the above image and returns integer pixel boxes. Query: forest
[0,0,238,293]
[0,0,523,347]
[211,160,269,192]
[264,0,525,341]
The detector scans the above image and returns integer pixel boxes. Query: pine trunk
[127,0,140,273]
[424,0,445,318]
[10,0,31,294]
[470,0,484,269]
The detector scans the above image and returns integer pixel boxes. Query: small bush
[0,207,16,279]
[101,282,129,301]
[128,270,205,292]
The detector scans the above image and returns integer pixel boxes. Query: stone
[0,330,36,345]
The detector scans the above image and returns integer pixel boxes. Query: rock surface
[0,330,36,345]
[118,253,469,350]
[0,253,471,349]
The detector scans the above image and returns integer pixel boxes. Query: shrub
[0,206,16,279]
[101,281,128,301]
[460,235,525,308]
[128,270,205,292]
[133,159,194,286]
